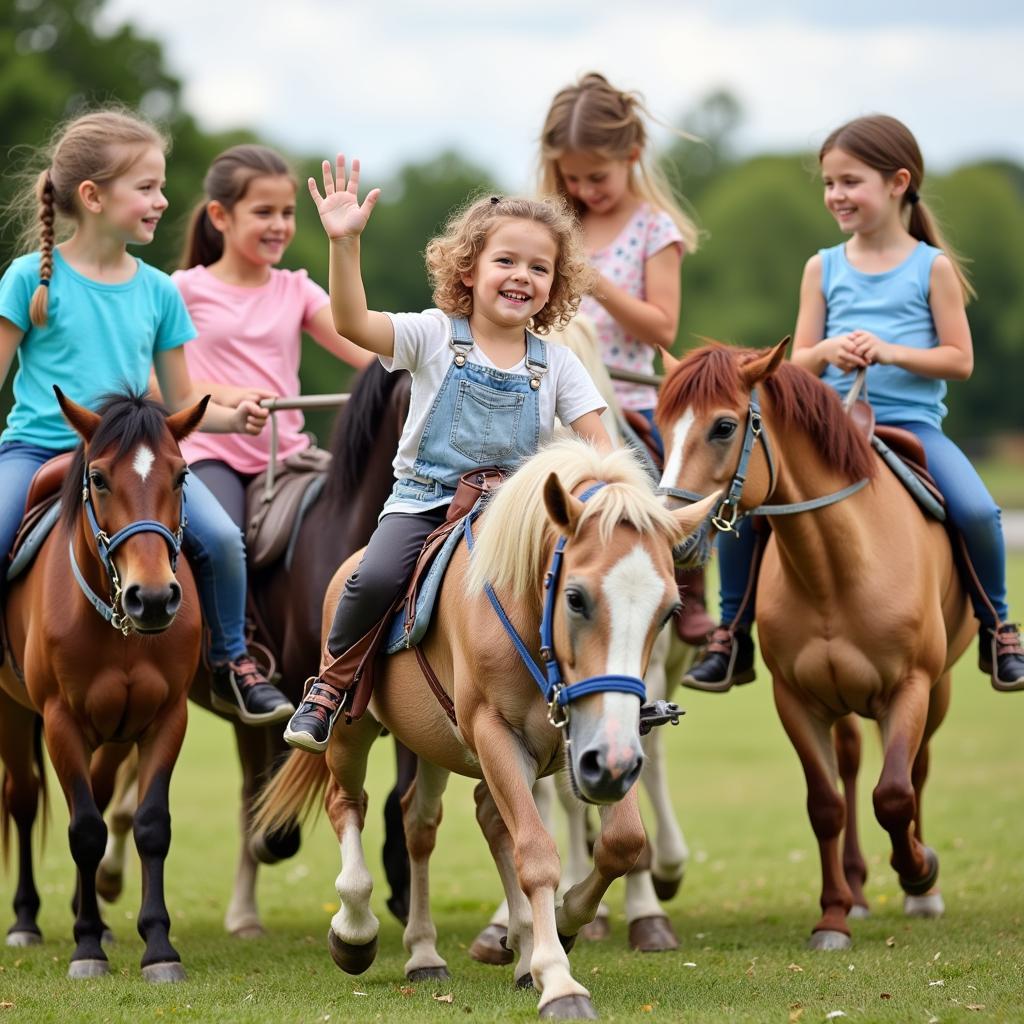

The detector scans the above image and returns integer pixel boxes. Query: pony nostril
[621,755,644,791]
[122,584,144,619]
[578,749,604,786]
[165,581,182,615]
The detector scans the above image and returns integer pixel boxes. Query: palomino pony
[657,341,973,949]
[95,362,415,938]
[257,438,716,1018]
[0,390,207,980]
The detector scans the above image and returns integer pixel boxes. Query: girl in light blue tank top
[686,114,1023,694]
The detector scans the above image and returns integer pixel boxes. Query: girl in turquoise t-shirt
[0,108,294,724]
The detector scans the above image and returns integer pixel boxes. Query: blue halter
[463,482,649,729]
[70,463,186,635]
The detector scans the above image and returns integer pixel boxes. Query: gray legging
[191,459,254,532]
[327,505,448,657]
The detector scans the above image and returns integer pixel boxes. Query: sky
[101,0,1024,190]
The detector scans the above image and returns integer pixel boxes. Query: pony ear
[671,491,721,537]
[543,472,585,534]
[659,346,681,378]
[54,386,100,441]
[166,395,210,442]
[739,337,790,388]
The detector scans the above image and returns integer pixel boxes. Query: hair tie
[39,278,50,288]
[490,195,503,205]
[907,188,920,206]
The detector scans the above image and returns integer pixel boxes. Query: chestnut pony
[257,438,716,1019]
[657,341,973,950]
[0,389,206,980]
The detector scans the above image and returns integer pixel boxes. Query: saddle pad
[7,502,61,582]
[384,513,469,654]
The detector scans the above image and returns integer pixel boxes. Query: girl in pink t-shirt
[173,144,371,527]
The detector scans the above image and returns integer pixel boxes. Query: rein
[69,464,186,636]
[463,482,650,731]
[657,386,869,532]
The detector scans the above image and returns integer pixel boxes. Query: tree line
[3,0,1022,446]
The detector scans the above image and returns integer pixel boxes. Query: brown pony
[657,341,973,950]
[0,389,207,980]
[256,438,716,1019]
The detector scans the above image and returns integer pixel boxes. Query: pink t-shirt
[580,203,684,411]
[172,265,330,474]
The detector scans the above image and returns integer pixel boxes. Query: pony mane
[466,436,682,602]
[61,389,174,531]
[657,344,876,484]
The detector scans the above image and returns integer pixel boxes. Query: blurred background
[2,0,1022,504]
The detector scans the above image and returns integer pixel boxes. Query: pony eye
[89,471,109,492]
[565,589,588,616]
[710,419,737,441]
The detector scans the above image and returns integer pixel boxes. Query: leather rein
[657,386,868,533]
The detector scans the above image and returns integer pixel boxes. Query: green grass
[2,561,1023,1023]
[977,455,1024,510]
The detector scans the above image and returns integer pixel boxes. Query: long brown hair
[180,144,295,268]
[13,109,167,327]
[538,72,700,253]
[820,115,975,302]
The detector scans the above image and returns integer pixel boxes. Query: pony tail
[909,198,976,303]
[29,171,55,328]
[179,201,223,268]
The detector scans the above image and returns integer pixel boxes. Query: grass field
[1,560,1022,1023]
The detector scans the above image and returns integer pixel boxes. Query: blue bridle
[69,463,187,635]
[463,482,649,730]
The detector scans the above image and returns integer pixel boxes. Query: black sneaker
[211,654,295,725]
[682,626,756,693]
[979,623,1024,693]
[283,680,348,753]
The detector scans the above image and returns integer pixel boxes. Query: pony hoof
[407,966,450,982]
[516,972,536,990]
[327,928,377,975]
[904,892,945,919]
[847,904,871,920]
[142,961,187,983]
[96,867,124,904]
[6,930,42,947]
[807,930,851,951]
[628,915,679,953]
[68,958,110,979]
[539,994,598,1019]
[468,924,514,965]
[900,846,939,897]
[580,916,610,942]
[230,923,266,940]
[652,873,683,901]
[557,931,577,955]
[102,929,116,945]
[249,821,302,865]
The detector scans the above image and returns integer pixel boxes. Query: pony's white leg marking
[331,819,378,946]
[402,761,451,977]
[98,770,137,902]
[224,804,262,937]
[487,897,510,929]
[659,409,695,496]
[132,444,155,483]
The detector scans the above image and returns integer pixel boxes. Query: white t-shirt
[380,309,606,511]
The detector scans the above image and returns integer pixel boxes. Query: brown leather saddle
[8,451,75,573]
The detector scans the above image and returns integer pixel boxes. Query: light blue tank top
[820,240,946,427]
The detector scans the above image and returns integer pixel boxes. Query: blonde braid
[29,170,56,327]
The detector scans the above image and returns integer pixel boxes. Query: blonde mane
[467,436,682,602]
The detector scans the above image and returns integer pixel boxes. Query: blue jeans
[715,421,1011,630]
[0,440,249,663]
[635,408,664,460]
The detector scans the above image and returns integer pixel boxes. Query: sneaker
[682,626,756,693]
[211,654,295,725]
[978,623,1024,693]
[283,680,348,753]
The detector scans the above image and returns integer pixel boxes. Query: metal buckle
[547,690,569,729]
[711,502,740,534]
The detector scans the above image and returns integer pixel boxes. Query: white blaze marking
[133,445,155,483]
[602,545,665,679]
[659,409,695,496]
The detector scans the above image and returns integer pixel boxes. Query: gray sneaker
[283,680,348,753]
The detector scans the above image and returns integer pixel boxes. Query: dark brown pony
[657,341,973,949]
[0,389,207,980]
[95,362,413,937]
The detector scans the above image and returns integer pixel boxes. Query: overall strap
[448,316,475,366]
[524,332,549,391]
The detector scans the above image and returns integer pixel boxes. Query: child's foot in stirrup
[683,626,755,693]
[211,654,295,725]
[979,623,1024,692]
[284,680,347,753]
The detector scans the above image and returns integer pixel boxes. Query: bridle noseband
[69,464,187,635]
[657,386,869,532]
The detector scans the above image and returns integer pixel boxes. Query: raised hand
[307,155,381,242]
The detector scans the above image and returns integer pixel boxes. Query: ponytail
[29,171,56,327]
[908,198,976,303]
[180,200,224,268]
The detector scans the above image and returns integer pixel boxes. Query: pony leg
[0,698,43,946]
[97,750,139,905]
[833,714,869,916]
[41,704,109,977]
[324,714,382,974]
[401,759,451,981]
[133,698,189,981]
[474,781,535,988]
[382,738,416,925]
[772,681,853,949]
[227,721,269,938]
